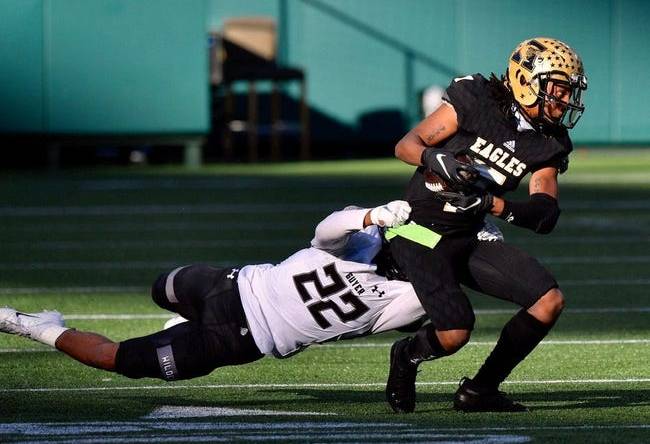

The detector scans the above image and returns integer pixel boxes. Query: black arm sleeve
[498,193,561,234]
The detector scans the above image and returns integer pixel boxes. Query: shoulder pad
[443,73,488,131]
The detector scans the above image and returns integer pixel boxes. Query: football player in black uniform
[384,37,588,413]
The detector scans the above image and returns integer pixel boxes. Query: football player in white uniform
[1,201,436,381]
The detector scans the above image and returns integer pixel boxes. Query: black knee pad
[115,322,216,381]
[152,264,224,310]
[151,272,172,310]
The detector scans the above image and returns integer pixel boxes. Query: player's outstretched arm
[311,201,411,250]
[0,307,118,372]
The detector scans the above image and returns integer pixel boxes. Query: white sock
[34,325,71,348]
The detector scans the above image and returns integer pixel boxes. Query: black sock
[403,323,448,366]
[472,309,553,391]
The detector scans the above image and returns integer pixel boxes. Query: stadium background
[1,0,650,164]
[0,1,649,443]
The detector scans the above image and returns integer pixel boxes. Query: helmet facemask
[535,72,588,129]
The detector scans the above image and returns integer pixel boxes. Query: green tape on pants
[385,222,442,249]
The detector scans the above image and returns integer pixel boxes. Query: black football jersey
[405,73,573,234]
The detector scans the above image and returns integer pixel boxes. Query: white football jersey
[238,208,426,357]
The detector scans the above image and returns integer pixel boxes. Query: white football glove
[370,200,411,228]
[476,219,504,242]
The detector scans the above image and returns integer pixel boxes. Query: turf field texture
[0,148,648,443]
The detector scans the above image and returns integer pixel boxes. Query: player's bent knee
[543,288,565,317]
[529,287,565,324]
[436,329,471,354]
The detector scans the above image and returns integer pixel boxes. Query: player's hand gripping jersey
[237,207,426,357]
[406,74,573,234]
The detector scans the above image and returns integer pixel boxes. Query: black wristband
[499,193,560,234]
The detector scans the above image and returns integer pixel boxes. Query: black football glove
[436,190,494,216]
[421,148,479,189]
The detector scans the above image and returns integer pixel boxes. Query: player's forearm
[496,193,561,234]
[395,131,427,166]
[55,329,118,371]
[395,102,459,166]
[311,208,368,248]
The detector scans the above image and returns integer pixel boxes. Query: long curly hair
[487,73,514,118]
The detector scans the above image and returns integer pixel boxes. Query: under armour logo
[371,285,385,298]
[227,268,240,279]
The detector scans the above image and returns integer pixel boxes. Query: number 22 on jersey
[292,263,370,329]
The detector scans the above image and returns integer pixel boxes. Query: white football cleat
[0,307,65,340]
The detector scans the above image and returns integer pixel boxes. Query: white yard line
[1,239,298,249]
[3,421,648,432]
[560,278,650,286]
[144,406,336,418]
[0,203,335,217]
[1,279,649,296]
[2,425,649,444]
[2,338,649,354]
[474,307,650,314]
[3,237,650,250]
[510,235,650,244]
[58,308,650,318]
[0,307,648,319]
[2,200,650,217]
[3,256,650,270]
[324,339,650,348]
[2,378,650,393]
[10,221,299,233]
[540,255,650,264]
[62,314,171,320]
[0,287,147,295]
[2,421,648,444]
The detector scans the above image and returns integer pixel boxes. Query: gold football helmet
[507,37,587,129]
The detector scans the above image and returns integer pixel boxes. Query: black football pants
[390,233,558,331]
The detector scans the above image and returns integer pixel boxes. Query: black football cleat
[385,337,418,413]
[453,377,528,413]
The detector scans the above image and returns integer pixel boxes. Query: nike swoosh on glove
[421,148,479,189]
[370,200,412,227]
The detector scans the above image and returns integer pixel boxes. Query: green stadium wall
[0,0,648,144]
[0,0,209,135]
[210,0,650,145]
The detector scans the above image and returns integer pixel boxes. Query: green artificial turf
[0,149,648,442]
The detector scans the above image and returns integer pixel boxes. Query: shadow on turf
[270,387,650,413]
[6,388,648,421]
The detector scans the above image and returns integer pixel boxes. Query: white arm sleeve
[310,208,369,252]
